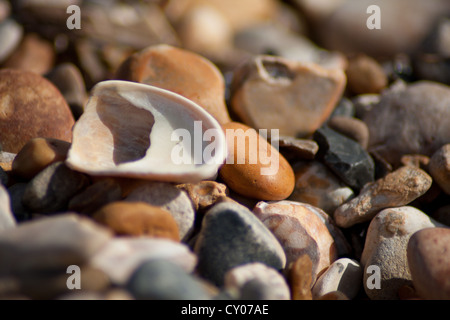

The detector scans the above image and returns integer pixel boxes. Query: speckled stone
[90,237,197,285]
[253,200,337,281]
[407,227,450,300]
[334,166,433,228]
[312,258,362,300]
[224,262,290,300]
[361,207,444,300]
[194,201,286,286]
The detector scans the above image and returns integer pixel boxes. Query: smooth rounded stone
[45,63,88,119]
[318,0,450,57]
[22,162,90,214]
[345,54,388,95]
[428,144,450,194]
[92,201,180,241]
[407,228,450,300]
[219,122,295,201]
[253,201,337,281]
[223,263,290,300]
[311,258,362,300]
[89,237,197,286]
[127,259,213,300]
[12,138,71,180]
[115,44,231,125]
[273,136,319,162]
[65,80,227,184]
[334,166,433,228]
[0,151,15,171]
[361,207,444,300]
[289,254,313,300]
[234,23,346,70]
[2,33,55,75]
[288,161,355,215]
[0,213,112,275]
[314,126,375,191]
[364,81,450,167]
[176,181,228,213]
[0,184,15,232]
[125,181,195,242]
[230,55,346,138]
[68,178,122,215]
[327,116,370,149]
[194,201,286,286]
[0,19,23,63]
[7,183,29,222]
[0,69,75,154]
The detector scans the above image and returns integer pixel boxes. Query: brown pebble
[346,54,388,94]
[328,116,369,149]
[177,181,228,212]
[93,202,180,241]
[317,291,349,300]
[0,69,74,153]
[12,137,71,180]
[289,254,313,300]
[219,122,295,201]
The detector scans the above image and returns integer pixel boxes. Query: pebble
[274,136,319,162]
[230,55,346,138]
[428,144,450,194]
[317,291,349,300]
[218,122,295,201]
[0,18,23,63]
[288,254,313,300]
[361,207,443,300]
[90,237,197,286]
[327,116,370,149]
[68,178,122,216]
[345,54,388,94]
[0,69,74,153]
[0,166,7,186]
[92,201,180,242]
[127,259,213,300]
[288,161,355,215]
[11,138,71,180]
[176,181,228,213]
[407,227,450,300]
[0,151,15,171]
[364,81,450,167]
[400,154,430,170]
[22,162,90,214]
[115,44,231,125]
[45,63,88,119]
[125,181,195,243]
[194,201,286,286]
[311,258,362,300]
[314,126,375,191]
[223,263,290,300]
[253,201,337,281]
[7,183,29,222]
[0,184,15,232]
[2,33,55,75]
[334,166,433,228]
[0,213,112,275]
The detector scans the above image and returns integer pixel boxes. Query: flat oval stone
[89,237,197,285]
[407,227,450,300]
[345,54,388,95]
[334,166,433,228]
[92,201,180,242]
[253,200,337,282]
[12,138,71,180]
[219,122,295,201]
[0,69,74,153]
[361,207,444,300]
[194,201,286,286]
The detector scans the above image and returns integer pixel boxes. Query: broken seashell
[66,80,227,183]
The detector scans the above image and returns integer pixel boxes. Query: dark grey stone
[127,259,212,300]
[194,202,286,286]
[22,162,90,214]
[314,126,375,191]
[7,183,31,222]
